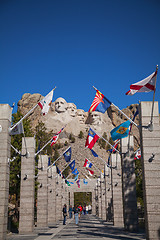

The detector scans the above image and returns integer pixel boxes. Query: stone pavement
[7,214,146,240]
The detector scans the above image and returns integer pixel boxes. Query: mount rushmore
[17,92,140,149]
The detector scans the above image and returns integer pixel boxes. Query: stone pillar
[112,153,124,227]
[97,177,102,218]
[139,101,160,240]
[48,166,56,225]
[0,104,12,240]
[19,137,35,234]
[101,172,106,220]
[55,175,62,221]
[92,189,96,215]
[105,165,113,222]
[94,184,98,216]
[70,191,74,207]
[121,136,138,231]
[37,155,48,228]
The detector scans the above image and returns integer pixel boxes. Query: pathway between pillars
[7,214,146,240]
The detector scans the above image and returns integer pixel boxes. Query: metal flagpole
[148,65,158,132]
[91,127,120,154]
[11,144,21,155]
[93,86,138,128]
[10,87,56,132]
[47,146,71,170]
[54,159,75,178]
[35,125,67,157]
[35,138,52,156]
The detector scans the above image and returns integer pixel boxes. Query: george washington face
[55,97,67,113]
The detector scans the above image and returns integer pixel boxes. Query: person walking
[62,204,67,225]
[68,205,73,219]
[74,205,79,225]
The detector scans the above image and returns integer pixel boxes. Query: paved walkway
[7,214,146,240]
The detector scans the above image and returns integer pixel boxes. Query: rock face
[18,93,140,178]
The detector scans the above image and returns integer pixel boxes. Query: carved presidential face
[67,103,77,117]
[77,109,85,124]
[90,111,102,125]
[55,97,67,113]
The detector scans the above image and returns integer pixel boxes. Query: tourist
[74,205,79,225]
[83,204,86,215]
[62,204,67,225]
[68,205,73,219]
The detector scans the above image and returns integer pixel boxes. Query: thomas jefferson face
[67,103,77,117]
[90,112,101,125]
[55,97,67,113]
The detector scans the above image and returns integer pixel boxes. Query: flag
[51,135,59,146]
[48,157,51,166]
[89,90,112,113]
[56,166,61,176]
[68,181,74,184]
[74,174,79,181]
[87,168,94,176]
[83,179,88,185]
[134,149,141,160]
[9,121,24,135]
[85,128,100,149]
[126,70,157,95]
[38,90,53,115]
[83,159,93,168]
[65,180,71,186]
[129,109,139,134]
[110,120,130,141]
[72,168,79,175]
[63,147,71,162]
[90,149,98,157]
[76,179,80,188]
[50,126,66,146]
[107,139,120,154]
[69,160,75,170]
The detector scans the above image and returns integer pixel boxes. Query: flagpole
[47,146,71,170]
[60,160,75,176]
[91,161,104,176]
[10,87,56,132]
[35,138,52,156]
[148,65,158,131]
[92,86,138,128]
[92,128,120,154]
[35,125,67,157]
[11,144,21,155]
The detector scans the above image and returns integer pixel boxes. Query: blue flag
[56,166,61,176]
[72,168,79,175]
[48,157,51,166]
[69,160,75,170]
[90,149,98,157]
[63,147,71,162]
[83,179,88,185]
[110,120,130,141]
[74,174,79,181]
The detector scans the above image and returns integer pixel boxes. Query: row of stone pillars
[0,101,160,239]
[94,135,138,230]
[93,101,160,239]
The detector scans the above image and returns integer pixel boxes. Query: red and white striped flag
[126,70,157,95]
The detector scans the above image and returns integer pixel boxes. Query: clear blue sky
[0,0,160,113]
